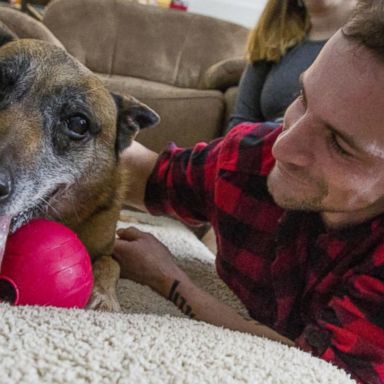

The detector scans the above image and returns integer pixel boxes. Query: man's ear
[112,93,160,153]
[0,23,17,47]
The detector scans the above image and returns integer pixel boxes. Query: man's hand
[113,227,187,297]
[114,227,294,346]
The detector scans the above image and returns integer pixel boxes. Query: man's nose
[0,169,11,201]
[272,122,314,167]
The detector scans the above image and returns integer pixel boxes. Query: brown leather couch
[42,0,249,152]
[0,3,249,152]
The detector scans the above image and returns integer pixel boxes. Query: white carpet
[0,210,356,384]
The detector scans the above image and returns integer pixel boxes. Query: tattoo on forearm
[168,280,196,319]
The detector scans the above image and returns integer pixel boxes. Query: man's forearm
[121,140,158,211]
[158,273,295,347]
[114,227,294,346]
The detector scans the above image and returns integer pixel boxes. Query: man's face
[267,31,384,227]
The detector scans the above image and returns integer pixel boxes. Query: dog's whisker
[69,194,81,223]
[64,180,81,222]
[38,196,61,218]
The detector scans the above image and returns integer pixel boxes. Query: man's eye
[63,115,89,140]
[297,89,306,108]
[329,132,350,156]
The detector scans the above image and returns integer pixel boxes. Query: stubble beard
[266,168,328,212]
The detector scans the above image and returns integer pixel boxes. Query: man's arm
[113,227,294,347]
[120,140,159,211]
[164,275,294,346]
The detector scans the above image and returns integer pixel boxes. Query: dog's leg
[87,255,121,312]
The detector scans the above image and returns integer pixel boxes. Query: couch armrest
[199,57,246,91]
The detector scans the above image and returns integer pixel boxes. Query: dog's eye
[0,69,16,87]
[63,115,89,140]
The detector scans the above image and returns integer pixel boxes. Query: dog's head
[0,28,159,234]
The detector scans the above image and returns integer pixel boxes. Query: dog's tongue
[0,215,11,271]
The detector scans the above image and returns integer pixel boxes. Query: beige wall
[188,0,267,28]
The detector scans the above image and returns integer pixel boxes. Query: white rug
[0,210,356,384]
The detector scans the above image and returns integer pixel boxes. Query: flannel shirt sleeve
[144,138,224,225]
[144,122,278,225]
[296,246,384,384]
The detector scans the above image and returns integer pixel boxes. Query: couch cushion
[43,0,248,89]
[0,7,63,47]
[98,72,223,99]
[99,73,224,152]
[199,57,247,91]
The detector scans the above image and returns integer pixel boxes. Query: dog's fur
[0,26,159,310]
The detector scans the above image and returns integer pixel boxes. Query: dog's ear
[0,23,17,48]
[112,93,160,153]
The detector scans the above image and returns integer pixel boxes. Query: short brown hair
[247,0,310,63]
[342,0,384,58]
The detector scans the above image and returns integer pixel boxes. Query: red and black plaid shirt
[145,122,384,384]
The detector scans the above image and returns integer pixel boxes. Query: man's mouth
[274,161,314,187]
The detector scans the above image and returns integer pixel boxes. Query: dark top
[228,39,326,130]
[145,122,384,384]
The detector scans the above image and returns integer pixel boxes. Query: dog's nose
[0,170,11,200]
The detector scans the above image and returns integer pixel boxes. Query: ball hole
[0,279,16,304]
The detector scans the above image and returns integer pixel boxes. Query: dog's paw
[87,287,121,312]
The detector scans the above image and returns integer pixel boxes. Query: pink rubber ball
[0,219,93,308]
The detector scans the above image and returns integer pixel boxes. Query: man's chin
[271,195,323,211]
[267,174,324,211]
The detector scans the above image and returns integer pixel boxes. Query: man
[114,1,384,383]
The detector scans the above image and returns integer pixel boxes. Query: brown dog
[0,26,159,310]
